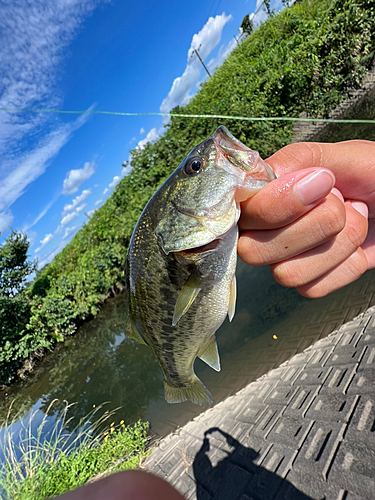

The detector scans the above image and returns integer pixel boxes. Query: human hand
[51,470,185,500]
[238,140,375,298]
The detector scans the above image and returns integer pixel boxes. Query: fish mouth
[175,226,234,256]
[177,238,222,255]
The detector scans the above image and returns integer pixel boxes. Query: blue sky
[0,0,274,268]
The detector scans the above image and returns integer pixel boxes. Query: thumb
[240,167,336,231]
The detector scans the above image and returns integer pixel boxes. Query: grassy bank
[2,0,375,384]
[0,402,150,500]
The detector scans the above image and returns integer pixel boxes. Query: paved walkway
[144,306,375,499]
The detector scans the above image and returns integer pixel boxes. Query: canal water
[1,85,375,449]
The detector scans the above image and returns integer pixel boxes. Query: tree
[0,231,36,348]
[240,15,253,37]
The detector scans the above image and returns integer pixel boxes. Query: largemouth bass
[124,126,276,405]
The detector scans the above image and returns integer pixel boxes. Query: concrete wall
[292,63,375,143]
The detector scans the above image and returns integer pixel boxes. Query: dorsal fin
[172,273,202,326]
[198,336,221,372]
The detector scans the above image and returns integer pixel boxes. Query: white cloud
[0,0,101,236]
[250,0,284,28]
[63,225,80,240]
[62,161,95,195]
[22,193,61,232]
[137,128,160,150]
[0,113,90,215]
[109,176,121,188]
[0,0,100,155]
[87,209,96,217]
[62,189,92,218]
[26,230,37,247]
[59,212,79,230]
[140,127,145,135]
[0,211,14,234]
[160,13,232,116]
[35,233,54,253]
[95,199,102,206]
[103,188,109,195]
[207,39,237,73]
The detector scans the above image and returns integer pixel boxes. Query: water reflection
[0,296,163,432]
[0,263,306,431]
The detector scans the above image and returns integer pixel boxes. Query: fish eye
[185,156,203,175]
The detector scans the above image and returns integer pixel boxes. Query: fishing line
[1,107,375,124]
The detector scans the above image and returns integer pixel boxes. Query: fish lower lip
[177,239,221,255]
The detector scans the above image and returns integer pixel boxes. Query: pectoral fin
[125,318,148,346]
[172,274,202,326]
[227,274,237,322]
[198,336,221,372]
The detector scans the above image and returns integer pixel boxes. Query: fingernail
[294,170,335,206]
[350,201,368,219]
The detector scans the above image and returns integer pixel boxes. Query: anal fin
[125,318,147,346]
[228,274,237,322]
[198,336,221,372]
[172,273,202,326]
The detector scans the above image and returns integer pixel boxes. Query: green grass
[0,401,150,500]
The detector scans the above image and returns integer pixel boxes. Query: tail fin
[164,377,212,405]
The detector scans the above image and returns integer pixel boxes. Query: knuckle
[344,210,368,249]
[347,249,368,279]
[317,197,346,239]
[238,235,268,266]
[271,262,304,288]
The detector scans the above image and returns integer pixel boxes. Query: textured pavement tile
[306,346,335,368]
[292,421,345,479]
[259,443,296,478]
[324,345,367,367]
[318,364,357,395]
[305,393,358,423]
[244,466,284,500]
[234,402,268,425]
[145,298,375,500]
[358,345,375,370]
[282,386,320,419]
[346,367,375,395]
[327,439,375,499]
[210,464,253,500]
[266,416,313,450]
[232,434,273,468]
[262,385,299,407]
[356,326,375,347]
[344,396,375,445]
[251,407,283,439]
[282,350,312,367]
[292,366,332,387]
[275,470,342,500]
[336,329,363,348]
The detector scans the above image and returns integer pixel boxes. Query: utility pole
[191,45,211,78]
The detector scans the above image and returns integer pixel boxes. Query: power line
[1,107,375,124]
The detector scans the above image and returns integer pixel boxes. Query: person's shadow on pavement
[193,427,313,500]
